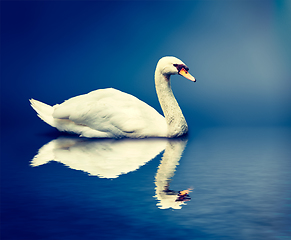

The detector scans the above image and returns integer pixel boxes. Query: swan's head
[157,56,196,82]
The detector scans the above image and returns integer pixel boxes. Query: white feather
[29,99,55,127]
[30,56,195,138]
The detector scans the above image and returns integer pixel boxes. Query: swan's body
[30,56,195,138]
[31,88,167,138]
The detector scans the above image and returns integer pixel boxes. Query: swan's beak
[179,68,196,82]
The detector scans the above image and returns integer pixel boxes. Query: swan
[30,56,195,138]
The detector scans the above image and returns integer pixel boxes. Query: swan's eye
[173,64,189,74]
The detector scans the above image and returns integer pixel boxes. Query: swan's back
[44,88,167,138]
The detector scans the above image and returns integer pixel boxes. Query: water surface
[1,126,290,240]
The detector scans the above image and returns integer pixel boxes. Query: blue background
[1,0,290,129]
[1,1,291,240]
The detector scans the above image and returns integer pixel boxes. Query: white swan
[30,56,195,138]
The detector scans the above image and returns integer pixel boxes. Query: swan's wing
[52,88,167,138]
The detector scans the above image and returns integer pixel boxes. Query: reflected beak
[179,68,196,82]
[179,188,193,196]
[176,188,193,202]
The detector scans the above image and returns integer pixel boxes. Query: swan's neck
[155,70,188,137]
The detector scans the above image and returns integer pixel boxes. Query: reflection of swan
[32,136,191,209]
[30,56,195,138]
[154,137,191,209]
[31,137,167,178]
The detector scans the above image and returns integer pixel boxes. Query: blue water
[1,126,290,240]
[1,1,291,239]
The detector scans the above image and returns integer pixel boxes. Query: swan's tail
[29,99,56,127]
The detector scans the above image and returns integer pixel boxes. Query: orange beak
[179,68,196,82]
